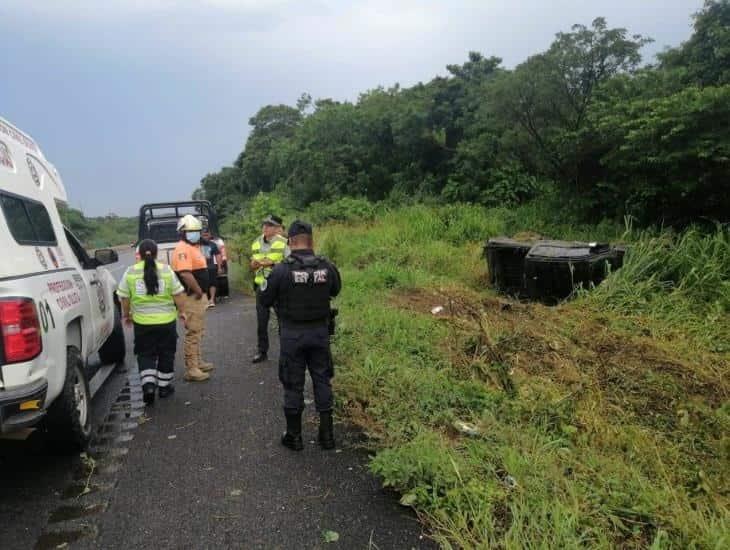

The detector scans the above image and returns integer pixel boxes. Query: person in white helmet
[171,214,213,382]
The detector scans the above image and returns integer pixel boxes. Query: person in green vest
[250,214,289,363]
[117,239,187,405]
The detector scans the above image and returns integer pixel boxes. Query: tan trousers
[182,294,208,371]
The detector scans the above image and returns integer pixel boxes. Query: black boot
[252,352,268,364]
[158,385,175,398]
[142,383,156,405]
[281,413,304,451]
[318,411,335,450]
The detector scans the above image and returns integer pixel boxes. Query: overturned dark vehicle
[485,237,625,303]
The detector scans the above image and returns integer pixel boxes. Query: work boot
[281,413,304,451]
[184,367,210,382]
[252,352,268,364]
[199,361,216,373]
[142,383,156,406]
[158,385,175,398]
[318,411,335,450]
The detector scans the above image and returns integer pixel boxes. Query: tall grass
[232,199,729,548]
[587,225,730,350]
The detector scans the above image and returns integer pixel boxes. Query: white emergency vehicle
[0,117,125,448]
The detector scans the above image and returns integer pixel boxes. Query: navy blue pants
[278,324,333,414]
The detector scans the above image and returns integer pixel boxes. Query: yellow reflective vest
[117,261,184,325]
[251,235,287,287]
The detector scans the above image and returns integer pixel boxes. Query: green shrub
[306,197,376,225]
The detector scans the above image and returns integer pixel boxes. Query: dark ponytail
[138,239,159,295]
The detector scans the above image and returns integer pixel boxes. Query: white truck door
[62,228,114,354]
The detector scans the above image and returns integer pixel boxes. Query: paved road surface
[0,250,433,549]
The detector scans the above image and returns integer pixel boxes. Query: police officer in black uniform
[259,220,341,451]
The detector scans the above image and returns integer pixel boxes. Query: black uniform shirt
[259,249,341,323]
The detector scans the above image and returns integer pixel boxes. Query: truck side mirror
[94,249,119,265]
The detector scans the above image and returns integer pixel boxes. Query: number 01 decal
[38,299,56,333]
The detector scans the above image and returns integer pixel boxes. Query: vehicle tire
[98,305,126,365]
[44,347,93,451]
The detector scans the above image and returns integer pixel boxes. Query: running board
[88,363,117,398]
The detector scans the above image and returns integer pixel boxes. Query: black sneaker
[252,353,268,364]
[142,383,156,405]
[158,385,175,398]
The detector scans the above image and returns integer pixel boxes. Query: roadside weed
[314,203,729,548]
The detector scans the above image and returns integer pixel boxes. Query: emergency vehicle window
[25,201,56,242]
[0,193,57,245]
[64,227,92,268]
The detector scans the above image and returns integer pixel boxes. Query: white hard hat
[177,214,202,232]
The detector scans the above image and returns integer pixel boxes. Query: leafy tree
[197,5,728,227]
[660,0,730,86]
[235,104,302,196]
[591,84,730,223]
[491,18,650,192]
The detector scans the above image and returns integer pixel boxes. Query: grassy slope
[314,204,728,549]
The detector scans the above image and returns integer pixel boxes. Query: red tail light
[0,298,42,363]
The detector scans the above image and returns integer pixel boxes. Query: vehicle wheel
[44,347,93,451]
[99,305,126,365]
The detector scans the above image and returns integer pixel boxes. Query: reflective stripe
[140,369,174,386]
[133,303,177,315]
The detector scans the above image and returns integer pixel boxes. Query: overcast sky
[1,0,702,216]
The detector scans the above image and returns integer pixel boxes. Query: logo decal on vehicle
[56,247,67,267]
[72,273,84,291]
[47,247,59,268]
[0,141,14,170]
[35,246,48,270]
[27,157,41,187]
[96,279,107,315]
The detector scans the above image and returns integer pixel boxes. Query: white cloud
[0,0,303,21]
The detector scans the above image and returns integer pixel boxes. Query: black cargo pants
[133,321,178,388]
[278,324,333,414]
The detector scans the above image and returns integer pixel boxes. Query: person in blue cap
[259,220,341,451]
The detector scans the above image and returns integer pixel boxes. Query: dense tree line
[195,1,729,226]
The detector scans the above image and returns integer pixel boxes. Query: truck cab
[0,117,126,447]
[136,201,228,297]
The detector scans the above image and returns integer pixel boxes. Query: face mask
[186,231,201,244]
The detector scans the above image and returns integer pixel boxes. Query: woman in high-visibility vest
[117,239,187,405]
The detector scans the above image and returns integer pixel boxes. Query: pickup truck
[136,201,228,298]
[0,117,126,448]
